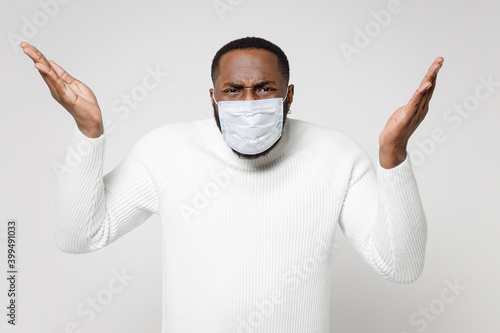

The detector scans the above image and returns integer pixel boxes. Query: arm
[338,56,444,282]
[338,146,427,283]
[21,42,159,253]
[54,125,159,253]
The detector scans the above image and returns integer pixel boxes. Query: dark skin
[20,41,443,168]
[211,48,444,168]
[378,57,444,168]
[20,42,104,139]
[210,49,294,159]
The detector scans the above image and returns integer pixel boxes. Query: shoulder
[289,118,374,181]
[143,118,204,140]
[126,118,210,160]
[289,118,366,159]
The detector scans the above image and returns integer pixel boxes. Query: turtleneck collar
[203,116,294,171]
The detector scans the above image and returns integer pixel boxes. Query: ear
[209,88,214,107]
[286,84,295,109]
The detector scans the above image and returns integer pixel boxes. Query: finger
[22,43,67,91]
[35,62,77,107]
[415,58,444,120]
[33,61,68,95]
[30,60,57,90]
[415,69,440,124]
[34,63,64,99]
[22,43,66,92]
[404,81,432,119]
[20,41,30,50]
[49,60,79,85]
[22,43,51,68]
[424,58,442,104]
[418,57,444,88]
[408,59,442,120]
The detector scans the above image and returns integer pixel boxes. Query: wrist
[379,146,407,169]
[76,120,104,139]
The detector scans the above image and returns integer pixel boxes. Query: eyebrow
[222,80,277,89]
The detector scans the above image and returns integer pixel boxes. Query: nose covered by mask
[212,90,288,155]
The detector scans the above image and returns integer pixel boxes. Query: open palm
[379,57,444,152]
[21,42,103,136]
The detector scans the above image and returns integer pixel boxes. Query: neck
[209,116,294,170]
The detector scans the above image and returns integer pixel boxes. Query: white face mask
[213,90,288,155]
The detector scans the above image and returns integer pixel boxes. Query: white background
[1,0,499,332]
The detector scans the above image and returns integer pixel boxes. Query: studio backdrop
[1,0,498,332]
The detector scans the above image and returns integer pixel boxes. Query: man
[22,37,443,332]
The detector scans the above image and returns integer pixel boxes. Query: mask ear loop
[283,86,291,114]
[212,89,220,106]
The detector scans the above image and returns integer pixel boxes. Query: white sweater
[54,116,427,332]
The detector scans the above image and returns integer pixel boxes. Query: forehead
[217,48,282,85]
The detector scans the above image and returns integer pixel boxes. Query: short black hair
[211,36,290,86]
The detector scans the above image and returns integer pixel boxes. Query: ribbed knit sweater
[54,116,427,332]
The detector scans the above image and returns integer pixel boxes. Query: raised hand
[20,42,104,138]
[378,57,444,168]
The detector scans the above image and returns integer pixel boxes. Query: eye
[223,88,239,93]
[259,87,276,92]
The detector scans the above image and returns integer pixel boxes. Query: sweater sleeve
[54,125,160,254]
[337,146,427,283]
